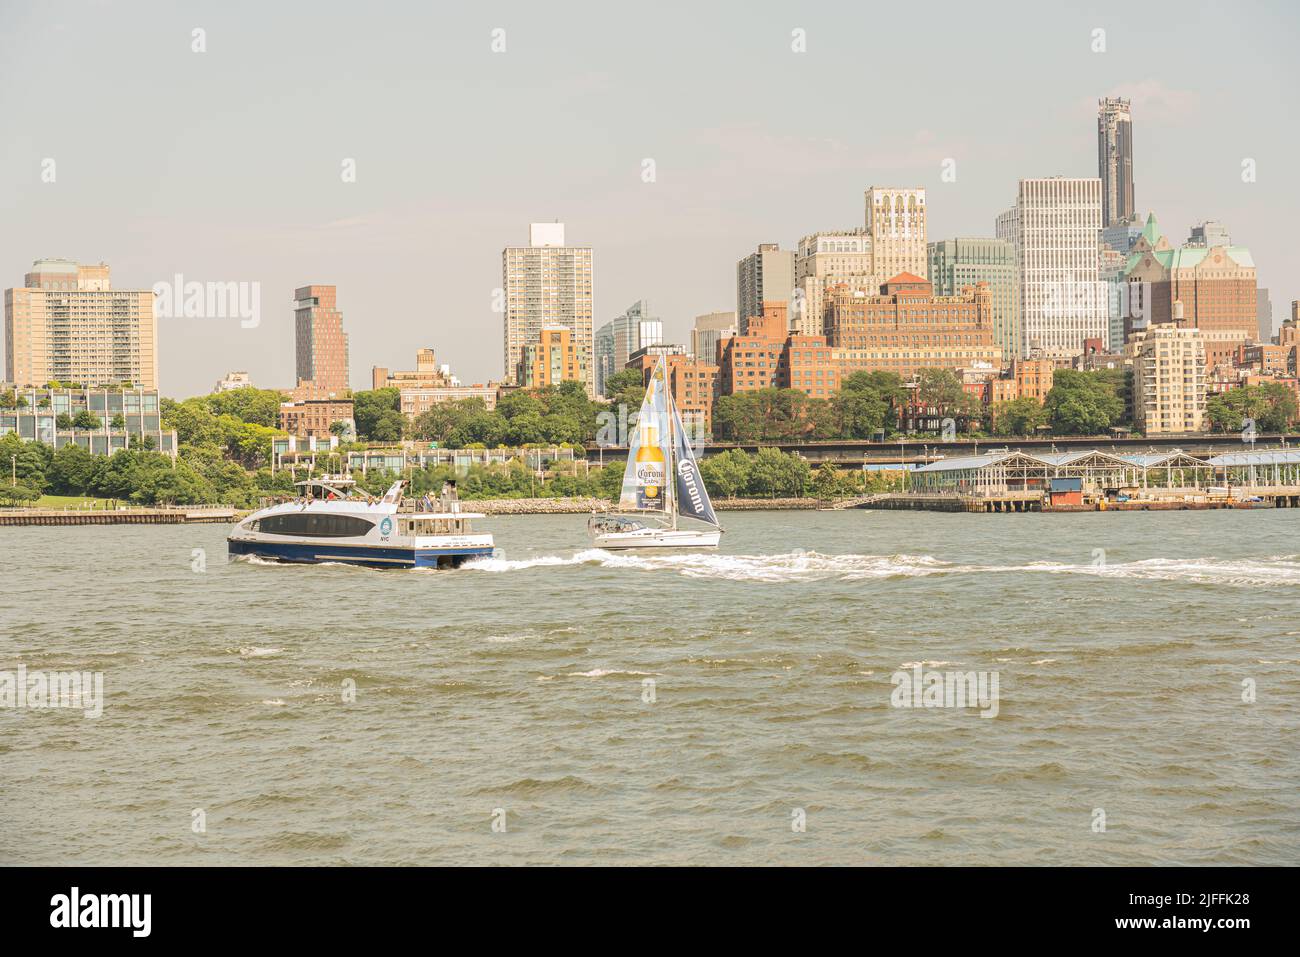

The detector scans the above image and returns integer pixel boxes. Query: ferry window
[260,513,375,537]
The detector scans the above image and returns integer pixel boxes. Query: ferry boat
[588,355,723,550]
[227,476,493,569]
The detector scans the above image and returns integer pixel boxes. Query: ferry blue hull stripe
[227,539,493,568]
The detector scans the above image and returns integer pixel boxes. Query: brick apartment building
[717,302,790,393]
[279,396,355,439]
[628,351,720,437]
[823,274,1000,379]
[517,325,587,389]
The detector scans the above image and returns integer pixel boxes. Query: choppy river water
[2,510,1297,864]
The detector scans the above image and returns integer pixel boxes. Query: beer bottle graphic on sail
[635,415,666,510]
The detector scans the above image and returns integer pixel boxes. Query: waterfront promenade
[0,505,240,526]
[6,489,1300,523]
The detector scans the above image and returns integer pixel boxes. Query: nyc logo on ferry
[380,517,393,536]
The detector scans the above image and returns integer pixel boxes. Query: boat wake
[1015,556,1300,587]
[462,549,1300,587]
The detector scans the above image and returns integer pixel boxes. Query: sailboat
[588,356,723,549]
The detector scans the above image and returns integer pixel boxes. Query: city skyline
[1,1,1296,397]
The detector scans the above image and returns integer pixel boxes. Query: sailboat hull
[592,527,721,550]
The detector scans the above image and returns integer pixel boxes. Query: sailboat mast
[662,356,677,530]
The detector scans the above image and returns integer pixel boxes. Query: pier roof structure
[913,447,1228,493]
[1205,448,1300,486]
[1204,449,1300,467]
[1117,451,1213,469]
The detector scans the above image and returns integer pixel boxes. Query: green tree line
[1206,382,1298,434]
[353,380,606,447]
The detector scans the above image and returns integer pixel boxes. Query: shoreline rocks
[469,497,608,515]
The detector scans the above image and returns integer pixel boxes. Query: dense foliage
[1043,369,1128,435]
[346,458,623,501]
[0,431,294,507]
[310,446,871,504]
[707,367,1141,441]
[990,396,1049,436]
[1206,383,1298,434]
[352,381,603,449]
[162,388,286,469]
[711,371,907,442]
[353,387,405,442]
[602,369,647,411]
[697,448,900,499]
[6,364,1295,510]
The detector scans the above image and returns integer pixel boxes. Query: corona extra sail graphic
[618,361,671,512]
[671,399,719,527]
[616,357,719,528]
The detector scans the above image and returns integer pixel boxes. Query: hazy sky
[2,0,1297,397]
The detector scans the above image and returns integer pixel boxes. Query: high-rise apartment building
[736,244,795,334]
[1126,324,1207,434]
[293,285,349,394]
[1123,213,1258,368]
[593,323,616,398]
[4,259,157,389]
[690,311,736,365]
[997,177,1109,359]
[594,300,662,396]
[865,187,928,280]
[503,223,594,395]
[928,238,1020,363]
[792,230,875,336]
[1097,97,1135,227]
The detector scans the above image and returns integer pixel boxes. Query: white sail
[616,404,643,511]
